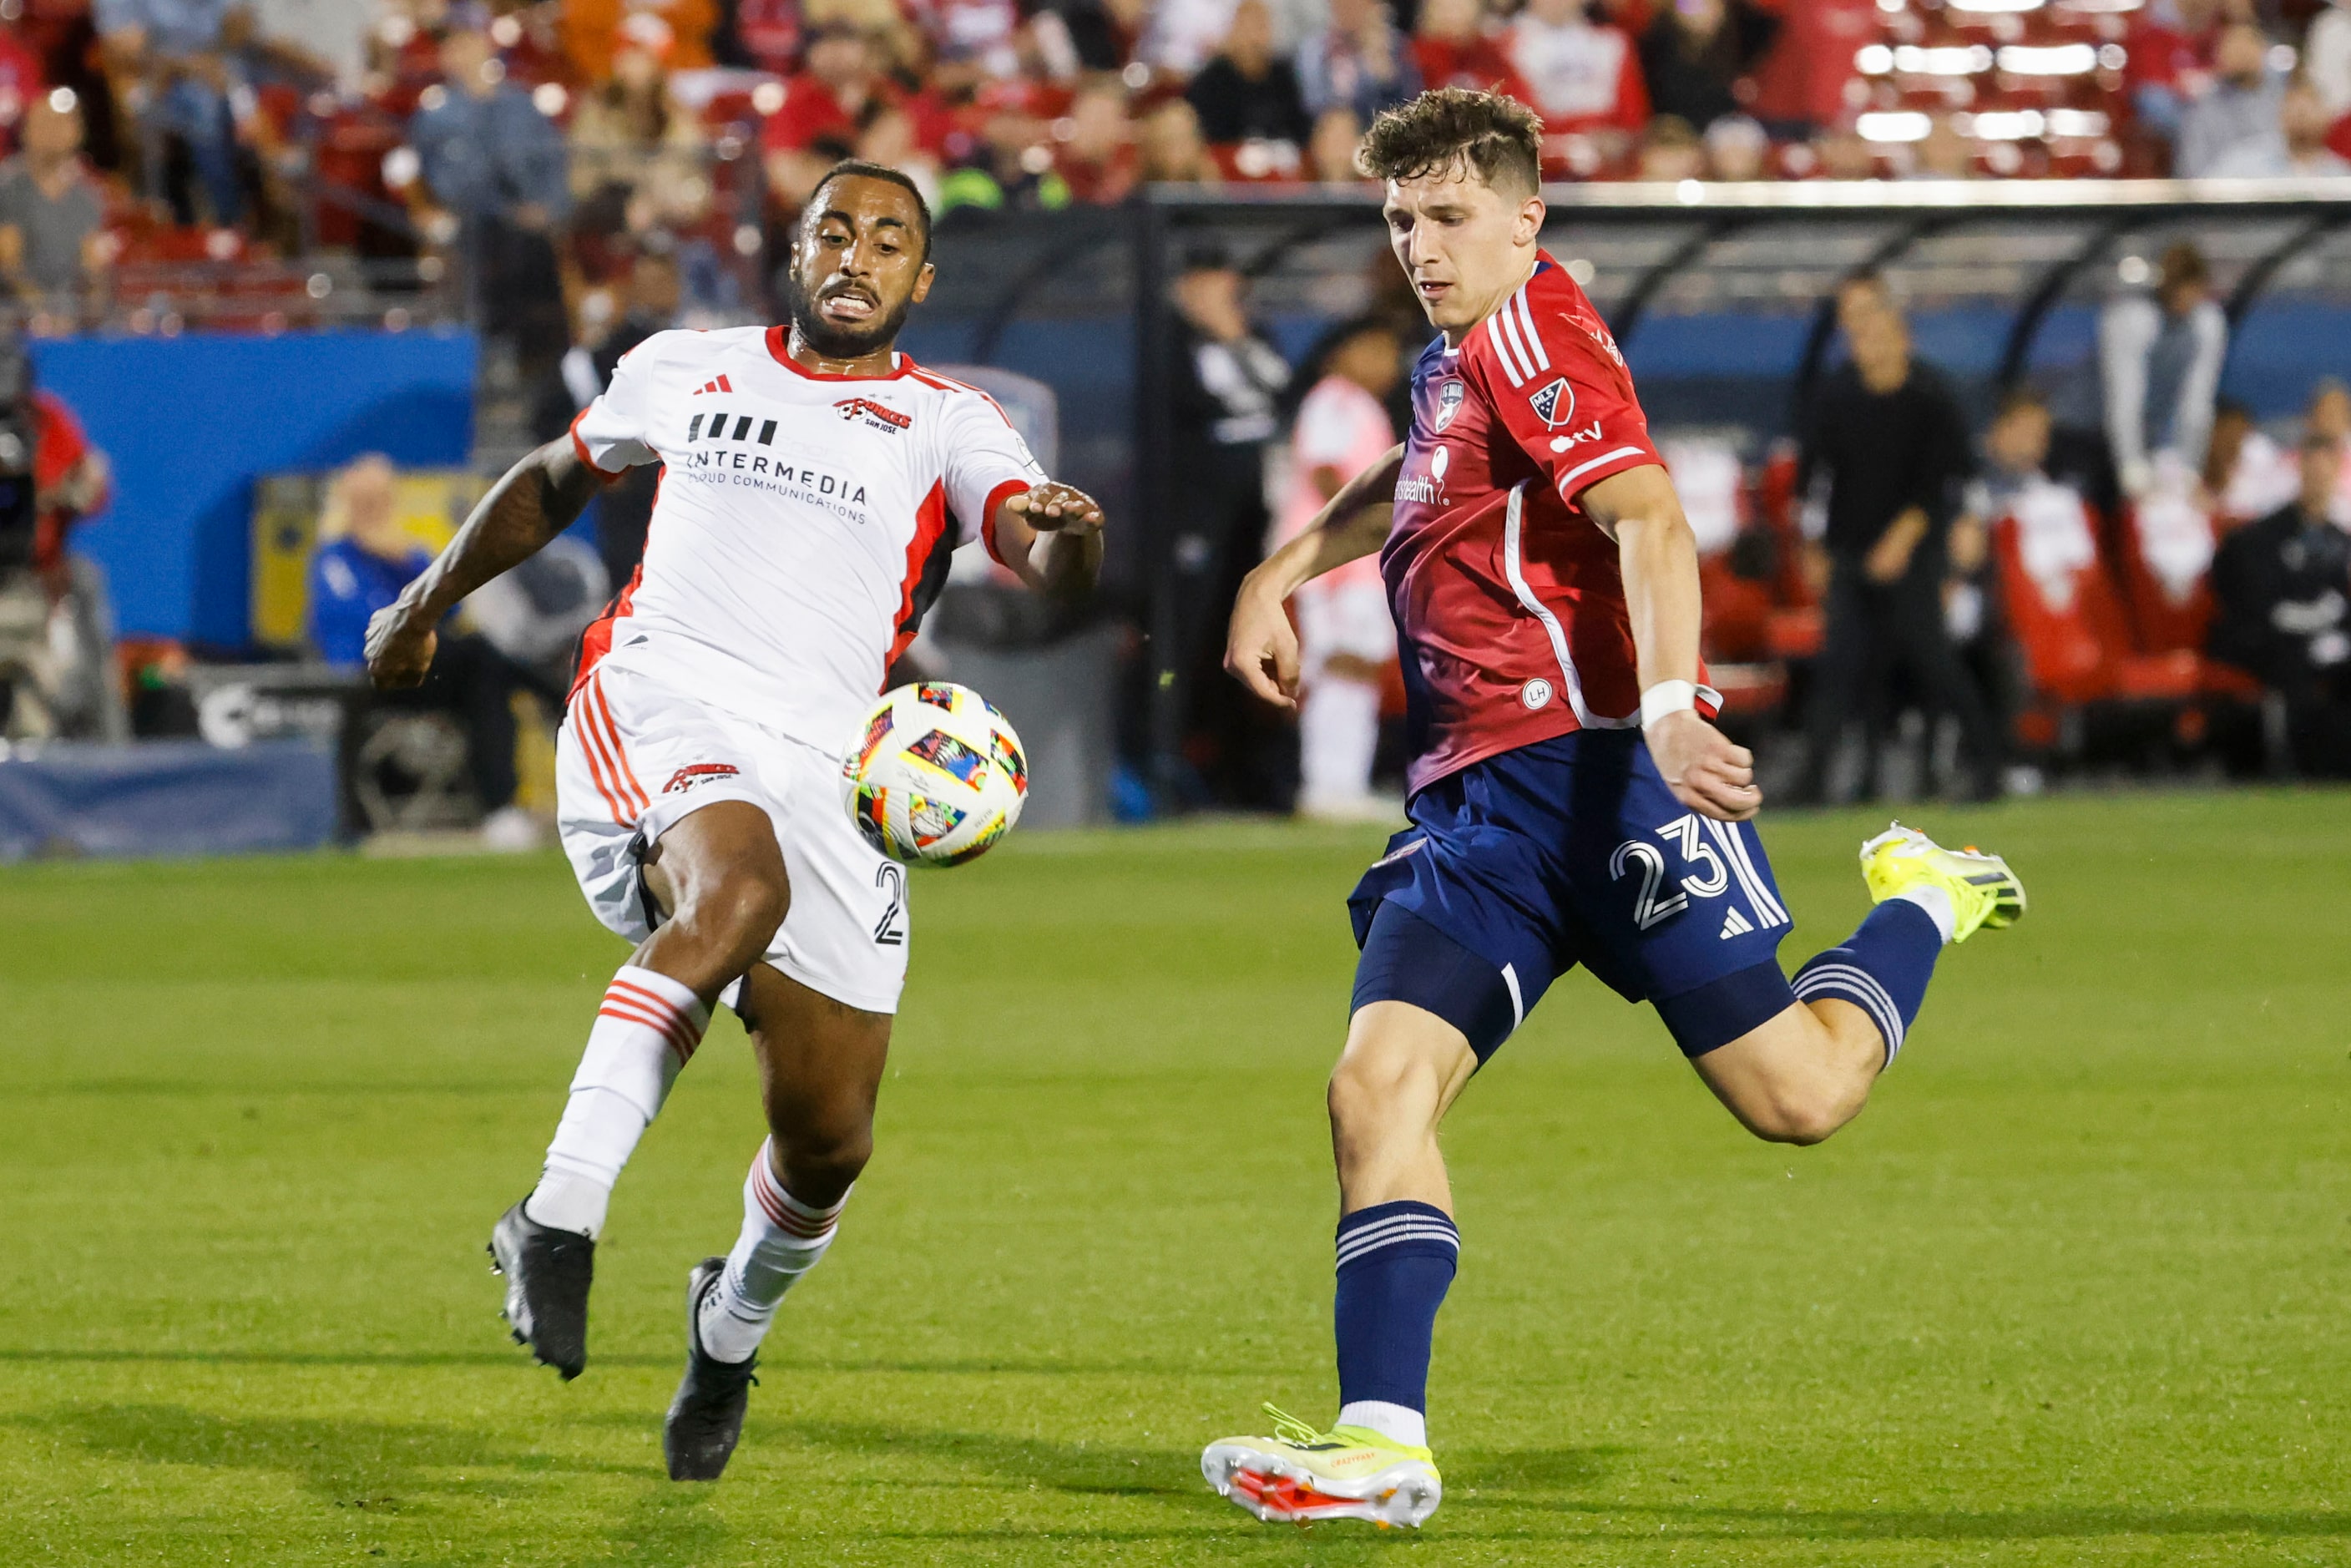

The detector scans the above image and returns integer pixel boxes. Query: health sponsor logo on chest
[1396,443,1450,507]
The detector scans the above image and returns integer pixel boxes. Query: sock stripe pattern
[746,1142,845,1242]
[598,974,707,1067]
[1792,899,1942,1065]
[1333,1199,1460,1417]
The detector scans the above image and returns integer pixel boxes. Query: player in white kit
[362,162,1104,1481]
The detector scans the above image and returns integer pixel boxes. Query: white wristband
[1640,680,1697,730]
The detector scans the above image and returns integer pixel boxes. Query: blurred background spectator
[1412,0,1514,96]
[2208,427,2351,776]
[0,91,109,320]
[1167,239,1289,804]
[1186,0,1309,153]
[2177,22,2287,179]
[95,0,246,227]
[1297,0,1418,133]
[306,453,541,850]
[1508,0,1646,175]
[1791,276,2002,805]
[1636,0,1776,136]
[2094,241,2227,505]
[1277,313,1398,821]
[408,25,571,380]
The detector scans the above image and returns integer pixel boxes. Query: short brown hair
[1358,87,1543,197]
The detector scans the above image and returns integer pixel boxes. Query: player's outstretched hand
[364,605,437,690]
[1003,482,1103,535]
[1225,581,1301,710]
[1645,709,1761,822]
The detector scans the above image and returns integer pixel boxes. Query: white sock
[1890,883,1958,945]
[1337,1399,1428,1450]
[697,1139,848,1364]
[525,965,710,1238]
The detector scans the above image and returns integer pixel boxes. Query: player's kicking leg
[1204,818,2023,1528]
[493,800,788,1379]
[665,963,887,1481]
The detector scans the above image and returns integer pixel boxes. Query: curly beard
[787,275,915,361]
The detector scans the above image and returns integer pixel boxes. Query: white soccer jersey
[568,325,1045,753]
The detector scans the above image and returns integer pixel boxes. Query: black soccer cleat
[487,1199,594,1380]
[664,1256,760,1482]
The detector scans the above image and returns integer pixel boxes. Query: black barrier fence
[897,180,2351,802]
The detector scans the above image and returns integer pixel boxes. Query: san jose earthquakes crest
[1528,376,1574,427]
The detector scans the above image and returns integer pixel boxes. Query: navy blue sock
[1791,898,1944,1065]
[1332,1200,1459,1415]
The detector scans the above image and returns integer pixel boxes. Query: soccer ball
[842,682,1028,867]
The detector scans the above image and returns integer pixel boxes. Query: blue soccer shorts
[1347,729,1799,1061]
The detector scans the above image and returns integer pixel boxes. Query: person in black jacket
[1787,274,2004,803]
[1638,0,1779,132]
[2209,427,2351,776]
[1186,0,1312,148]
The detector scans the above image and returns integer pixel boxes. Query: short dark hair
[2159,240,2208,293]
[1357,88,1543,199]
[807,159,933,260]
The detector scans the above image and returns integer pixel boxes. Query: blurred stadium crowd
[0,0,2336,342]
[0,0,2346,846]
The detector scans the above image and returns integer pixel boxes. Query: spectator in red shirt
[1506,0,1647,173]
[0,18,44,150]
[761,19,893,210]
[2126,0,2224,148]
[1412,0,1520,97]
[1743,0,1875,136]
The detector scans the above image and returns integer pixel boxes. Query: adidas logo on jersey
[1720,907,1755,939]
[691,375,735,395]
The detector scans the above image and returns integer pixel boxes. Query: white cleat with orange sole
[1201,1406,1443,1529]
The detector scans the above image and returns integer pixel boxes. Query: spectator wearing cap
[561,0,716,85]
[2207,426,2351,776]
[0,91,109,317]
[2095,240,2227,502]
[1297,0,1418,132]
[1412,0,1519,96]
[2177,21,2285,177]
[93,0,245,225]
[1186,0,1311,149]
[408,26,573,377]
[761,19,892,211]
[1637,0,1777,134]
[1506,0,1647,169]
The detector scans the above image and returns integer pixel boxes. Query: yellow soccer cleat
[1859,822,2026,943]
[1201,1405,1442,1529]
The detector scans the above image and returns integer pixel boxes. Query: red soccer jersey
[1382,250,1716,796]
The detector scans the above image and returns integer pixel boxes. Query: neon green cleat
[1859,822,2025,943]
[1201,1405,1442,1528]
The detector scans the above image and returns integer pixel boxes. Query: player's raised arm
[1579,463,1760,822]
[990,480,1105,602]
[1224,442,1403,708]
[362,438,606,689]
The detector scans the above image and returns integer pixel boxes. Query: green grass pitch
[2,791,2348,1565]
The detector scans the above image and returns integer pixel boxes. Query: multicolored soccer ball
[842,682,1028,867]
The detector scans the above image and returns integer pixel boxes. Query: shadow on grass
[0,1347,678,1369]
[19,1402,638,1503]
[768,1418,1211,1502]
[1580,1500,2351,1543]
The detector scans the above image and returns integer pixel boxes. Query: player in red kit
[1199,89,2029,1529]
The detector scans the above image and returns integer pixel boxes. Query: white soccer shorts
[555,662,910,1014]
